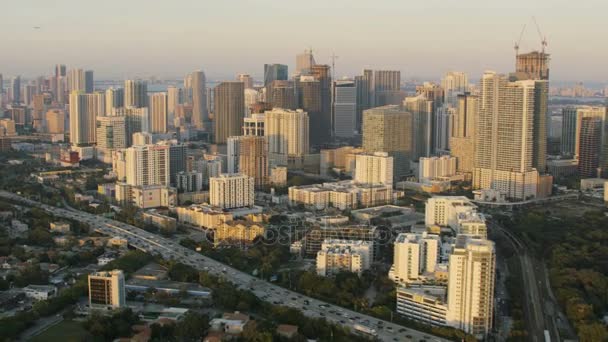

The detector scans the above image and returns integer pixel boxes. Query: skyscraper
[214,81,245,144]
[354,152,394,187]
[578,117,602,178]
[167,86,182,126]
[263,64,288,87]
[447,236,495,338]
[85,70,94,93]
[112,107,149,146]
[404,94,434,160]
[473,71,539,200]
[362,105,412,181]
[239,136,269,188]
[67,69,93,93]
[10,76,21,104]
[124,80,148,108]
[441,71,468,106]
[515,51,550,80]
[125,144,170,186]
[297,76,322,143]
[332,80,357,139]
[45,109,65,134]
[149,92,168,134]
[354,70,372,132]
[209,174,255,209]
[105,87,124,115]
[389,232,440,285]
[311,64,332,144]
[191,70,209,130]
[264,108,309,165]
[54,64,66,79]
[295,49,316,75]
[450,93,478,174]
[69,91,104,146]
[373,70,400,107]
[96,116,127,162]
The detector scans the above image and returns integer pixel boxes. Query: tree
[174,312,209,341]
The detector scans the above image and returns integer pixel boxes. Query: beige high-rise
[447,236,495,339]
[69,91,105,146]
[238,136,268,188]
[149,92,168,134]
[214,81,245,144]
[46,109,65,134]
[264,108,309,166]
[362,105,412,181]
[473,71,538,200]
[450,93,478,174]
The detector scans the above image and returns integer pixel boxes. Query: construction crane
[514,16,548,56]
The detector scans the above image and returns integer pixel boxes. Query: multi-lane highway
[0,191,445,342]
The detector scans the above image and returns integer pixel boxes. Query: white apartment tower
[125,144,170,187]
[69,91,105,146]
[447,236,495,338]
[149,92,168,133]
[209,173,254,209]
[354,152,394,187]
[389,232,440,284]
[264,108,309,165]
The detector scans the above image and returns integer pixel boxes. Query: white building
[396,285,448,326]
[419,156,457,181]
[125,144,170,187]
[425,196,477,228]
[176,204,233,229]
[316,239,373,276]
[354,152,394,188]
[23,285,57,301]
[209,174,254,209]
[446,236,495,338]
[288,180,398,210]
[389,232,440,284]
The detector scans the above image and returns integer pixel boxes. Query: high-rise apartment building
[105,87,124,115]
[214,81,245,144]
[67,69,93,93]
[125,144,170,186]
[238,135,268,188]
[298,76,322,144]
[441,71,468,106]
[404,94,434,159]
[332,80,357,138]
[264,108,309,165]
[88,270,126,309]
[237,73,254,89]
[124,80,148,108]
[354,70,372,132]
[191,70,209,130]
[373,70,401,107]
[149,92,168,133]
[419,156,457,181]
[10,76,21,104]
[69,91,105,146]
[167,86,182,126]
[516,51,550,80]
[243,113,265,136]
[269,80,296,110]
[450,93,478,174]
[578,117,602,178]
[354,152,394,187]
[561,107,607,174]
[389,232,440,285]
[96,116,127,150]
[209,173,254,209]
[111,107,149,147]
[362,105,412,181]
[472,72,539,200]
[446,236,495,338]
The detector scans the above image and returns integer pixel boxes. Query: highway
[0,191,445,342]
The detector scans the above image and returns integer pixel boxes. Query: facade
[310,65,332,145]
[316,239,373,276]
[362,105,412,181]
[419,156,457,181]
[191,70,209,130]
[425,196,477,228]
[404,94,434,159]
[354,152,394,187]
[96,116,126,162]
[88,270,126,310]
[295,49,315,75]
[124,80,148,108]
[332,80,357,138]
[578,117,602,178]
[396,286,448,326]
[105,87,124,115]
[69,91,105,146]
[111,106,149,146]
[449,93,478,174]
[209,174,255,209]
[288,180,397,210]
[149,92,168,133]
[473,72,539,200]
[243,113,265,136]
[388,232,440,284]
[214,81,245,144]
[441,71,468,106]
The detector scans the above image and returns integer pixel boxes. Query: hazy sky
[1,0,607,83]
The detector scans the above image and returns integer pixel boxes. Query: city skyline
[1,0,607,82]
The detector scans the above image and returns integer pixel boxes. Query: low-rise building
[396,285,448,326]
[176,205,233,229]
[23,284,57,301]
[143,210,177,232]
[289,180,400,210]
[49,221,71,234]
[316,239,373,276]
[214,221,265,247]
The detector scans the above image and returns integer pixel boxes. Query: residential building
[332,80,357,138]
[149,92,168,133]
[354,152,394,187]
[69,91,105,146]
[316,239,373,276]
[419,156,457,181]
[388,232,440,284]
[214,221,265,247]
[209,174,254,209]
[191,70,209,130]
[449,93,478,174]
[264,108,309,166]
[124,80,148,108]
[125,144,170,186]
[88,270,126,310]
